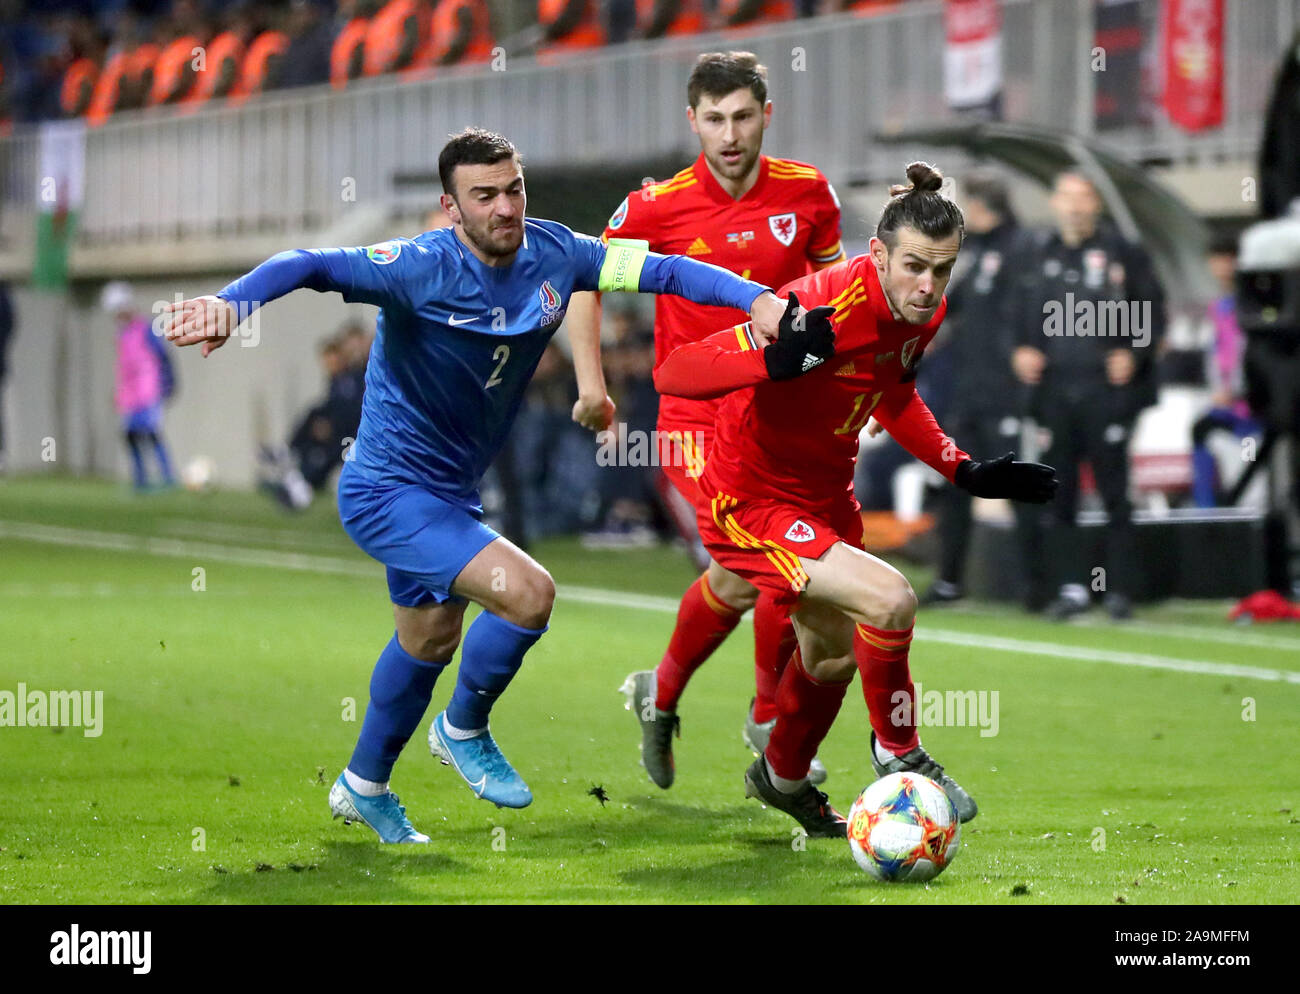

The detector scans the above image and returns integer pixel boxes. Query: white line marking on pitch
[4,519,1298,685]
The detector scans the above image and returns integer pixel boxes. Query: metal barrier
[0,0,1290,257]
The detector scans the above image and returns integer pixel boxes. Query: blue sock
[126,434,147,489]
[151,434,175,486]
[348,634,446,783]
[446,611,546,731]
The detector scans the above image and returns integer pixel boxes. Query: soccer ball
[847,772,961,882]
[181,456,216,492]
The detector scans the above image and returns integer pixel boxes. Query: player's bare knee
[507,567,555,629]
[397,625,460,662]
[706,563,758,612]
[857,576,917,630]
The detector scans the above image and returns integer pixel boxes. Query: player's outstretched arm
[599,238,789,341]
[565,290,616,432]
[654,292,835,399]
[163,249,355,358]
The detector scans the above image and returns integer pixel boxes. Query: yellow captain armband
[598,238,651,293]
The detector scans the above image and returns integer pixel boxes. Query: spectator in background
[105,281,176,493]
[1190,236,1261,507]
[1005,171,1166,620]
[584,307,660,548]
[273,0,335,89]
[261,322,370,510]
[919,171,1037,608]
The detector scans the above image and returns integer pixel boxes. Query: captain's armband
[598,238,650,293]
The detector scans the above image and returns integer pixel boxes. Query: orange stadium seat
[148,34,203,106]
[228,30,288,105]
[717,0,793,28]
[331,15,371,87]
[363,0,432,77]
[60,57,98,118]
[429,0,495,66]
[537,0,605,62]
[636,0,706,38]
[85,50,130,126]
[185,29,245,107]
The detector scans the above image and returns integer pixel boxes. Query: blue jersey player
[162,128,794,843]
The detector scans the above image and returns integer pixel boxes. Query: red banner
[1162,0,1224,131]
[943,0,1001,113]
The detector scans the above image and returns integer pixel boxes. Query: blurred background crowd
[1,0,1296,618]
[0,0,910,126]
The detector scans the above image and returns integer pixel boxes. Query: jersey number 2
[485,344,510,389]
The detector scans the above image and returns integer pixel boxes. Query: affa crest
[769,213,797,247]
[539,280,564,324]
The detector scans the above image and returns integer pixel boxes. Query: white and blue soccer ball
[847,771,961,882]
[181,455,216,492]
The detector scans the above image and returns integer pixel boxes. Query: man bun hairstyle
[876,161,965,251]
[687,51,768,109]
[439,127,519,199]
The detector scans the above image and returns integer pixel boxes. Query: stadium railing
[0,0,1290,274]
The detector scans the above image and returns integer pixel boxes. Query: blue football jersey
[325,220,602,508]
[216,216,768,511]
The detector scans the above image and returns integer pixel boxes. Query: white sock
[873,736,912,765]
[344,768,388,797]
[765,757,807,795]
[441,717,487,741]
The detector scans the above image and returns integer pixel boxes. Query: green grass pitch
[1,476,1297,904]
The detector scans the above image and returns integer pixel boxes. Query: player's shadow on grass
[189,838,470,904]
[617,840,850,898]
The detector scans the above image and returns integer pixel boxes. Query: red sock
[854,622,917,755]
[752,594,797,724]
[765,648,851,781]
[655,573,743,710]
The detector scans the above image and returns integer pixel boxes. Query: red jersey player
[655,164,1058,837]
[567,52,844,793]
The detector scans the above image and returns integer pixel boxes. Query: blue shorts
[123,404,162,434]
[337,462,499,607]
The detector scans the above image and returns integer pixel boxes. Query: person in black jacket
[920,171,1037,608]
[1005,170,1166,620]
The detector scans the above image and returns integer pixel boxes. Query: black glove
[763,292,837,381]
[955,451,1058,503]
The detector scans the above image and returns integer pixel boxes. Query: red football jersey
[601,153,843,434]
[654,254,970,512]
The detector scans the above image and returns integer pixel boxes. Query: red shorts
[700,488,865,607]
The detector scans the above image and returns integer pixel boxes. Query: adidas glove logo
[801,353,825,372]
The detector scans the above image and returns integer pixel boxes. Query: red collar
[692,152,770,206]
